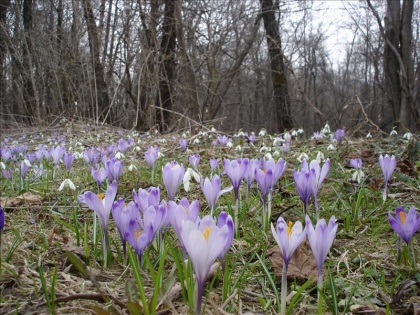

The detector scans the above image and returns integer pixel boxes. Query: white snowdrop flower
[352,169,365,184]
[128,164,138,171]
[366,133,372,139]
[235,145,242,151]
[58,178,76,191]
[30,139,34,143]
[0,162,5,170]
[272,150,281,157]
[284,132,292,142]
[273,137,283,146]
[259,129,267,137]
[297,153,309,162]
[403,132,413,141]
[115,152,125,159]
[12,141,18,145]
[74,152,82,159]
[159,138,167,143]
[291,130,298,137]
[193,138,200,144]
[260,146,271,153]
[157,152,165,158]
[134,146,142,152]
[264,152,273,160]
[211,127,217,132]
[226,141,233,148]
[23,159,32,167]
[297,128,304,134]
[183,168,200,192]
[322,123,331,135]
[316,151,325,163]
[236,131,245,137]
[327,144,336,151]
[390,128,398,136]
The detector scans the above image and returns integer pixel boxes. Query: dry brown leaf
[268,241,319,281]
[0,192,43,208]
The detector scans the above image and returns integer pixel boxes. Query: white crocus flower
[59,178,76,191]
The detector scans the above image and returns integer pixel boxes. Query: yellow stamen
[134,229,142,240]
[97,193,104,201]
[184,206,188,215]
[202,227,213,241]
[399,211,406,225]
[286,221,293,237]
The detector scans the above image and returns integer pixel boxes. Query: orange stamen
[202,227,213,241]
[286,221,293,237]
[398,211,406,225]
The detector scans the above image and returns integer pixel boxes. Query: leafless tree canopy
[0,0,419,134]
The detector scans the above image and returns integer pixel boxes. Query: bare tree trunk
[260,0,293,132]
[0,0,10,119]
[81,0,110,124]
[157,0,177,132]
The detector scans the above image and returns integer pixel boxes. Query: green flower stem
[280,263,288,315]
[234,198,239,237]
[317,274,323,314]
[409,239,416,269]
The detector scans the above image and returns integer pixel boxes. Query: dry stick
[355,96,388,136]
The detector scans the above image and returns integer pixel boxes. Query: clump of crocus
[272,217,306,315]
[180,215,231,315]
[293,160,315,215]
[188,154,201,171]
[200,175,232,217]
[349,158,364,183]
[132,186,160,213]
[388,206,420,265]
[244,158,259,201]
[379,154,397,201]
[125,203,167,266]
[306,215,337,307]
[78,180,118,267]
[162,161,185,200]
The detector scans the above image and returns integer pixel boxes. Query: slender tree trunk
[260,0,293,132]
[81,0,110,124]
[0,0,10,118]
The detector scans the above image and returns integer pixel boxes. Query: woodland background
[0,0,419,134]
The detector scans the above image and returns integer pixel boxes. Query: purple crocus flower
[263,157,287,191]
[379,154,397,201]
[200,175,232,216]
[349,158,364,183]
[216,211,234,263]
[223,158,249,201]
[145,146,159,168]
[349,158,362,169]
[63,152,75,173]
[293,161,316,215]
[20,160,31,180]
[188,154,201,170]
[83,147,100,168]
[51,146,65,166]
[180,215,230,315]
[309,159,330,213]
[2,168,12,180]
[168,198,200,255]
[335,129,345,143]
[244,158,260,198]
[91,167,108,190]
[106,158,123,183]
[179,139,187,151]
[388,206,420,244]
[1,148,11,162]
[78,180,118,267]
[306,215,338,283]
[112,199,139,263]
[132,186,160,213]
[255,168,273,214]
[209,158,219,172]
[162,161,185,200]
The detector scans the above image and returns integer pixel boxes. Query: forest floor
[0,121,419,315]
